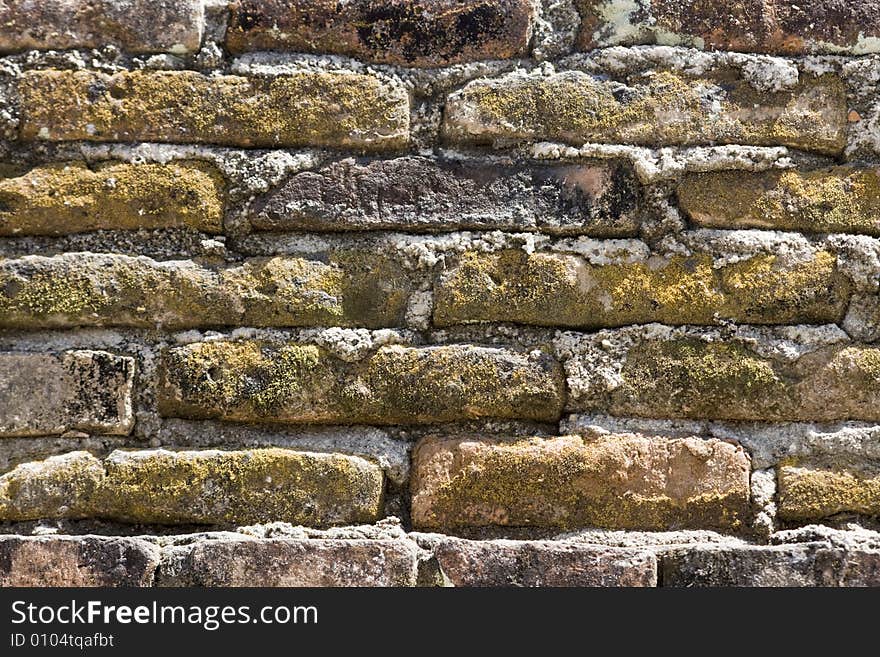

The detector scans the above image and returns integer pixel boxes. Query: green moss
[615,339,790,419]
[0,269,105,319]
[778,460,880,520]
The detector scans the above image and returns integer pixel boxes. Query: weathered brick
[678,169,880,236]
[583,335,880,422]
[778,460,880,521]
[0,350,134,437]
[227,0,534,66]
[19,70,410,151]
[249,156,642,235]
[161,538,421,586]
[662,543,880,586]
[434,248,849,328]
[159,341,564,425]
[0,448,385,526]
[443,70,847,156]
[0,0,203,54]
[0,161,224,236]
[410,434,751,531]
[0,252,412,329]
[577,0,880,55]
[428,538,657,586]
[0,536,159,587]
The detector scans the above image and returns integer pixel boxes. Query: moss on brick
[19,69,410,150]
[433,249,848,327]
[778,459,880,520]
[0,161,225,236]
[679,167,880,235]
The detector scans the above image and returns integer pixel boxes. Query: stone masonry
[1,0,880,587]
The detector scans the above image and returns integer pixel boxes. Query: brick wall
[1,0,879,587]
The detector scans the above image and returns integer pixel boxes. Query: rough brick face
[572,334,880,422]
[429,538,657,586]
[0,161,225,236]
[410,434,751,531]
[0,252,412,329]
[577,0,880,55]
[433,248,849,328]
[227,0,534,67]
[159,342,565,425]
[19,70,410,150]
[0,536,159,587]
[0,0,204,54]
[0,448,385,526]
[0,351,134,437]
[777,461,880,521]
[249,157,643,235]
[161,539,421,586]
[443,70,847,155]
[678,168,880,235]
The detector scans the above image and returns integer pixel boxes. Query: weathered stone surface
[227,0,534,66]
[249,156,642,235]
[443,70,847,156]
[0,350,134,437]
[160,538,421,586]
[577,0,880,55]
[577,333,880,422]
[0,0,204,54]
[0,161,225,236]
[778,460,880,521]
[678,168,880,236]
[0,252,412,329]
[160,342,565,424]
[662,543,880,586]
[410,434,751,531]
[0,536,159,587]
[428,538,657,586]
[0,448,385,526]
[433,248,849,327]
[19,70,410,150]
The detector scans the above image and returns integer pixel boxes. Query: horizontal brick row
[0,350,133,437]
[577,0,880,55]
[411,434,751,531]
[0,448,384,525]
[20,70,410,151]
[444,70,847,156]
[0,252,412,329]
[777,460,880,521]
[567,328,880,422]
[0,161,224,236]
[3,534,879,586]
[249,156,643,236]
[434,247,849,328]
[159,341,564,425]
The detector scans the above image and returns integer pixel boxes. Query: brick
[19,70,410,151]
[0,448,385,526]
[777,460,880,521]
[678,169,880,236]
[0,0,203,54]
[443,70,847,156]
[0,252,412,330]
[429,538,657,586]
[0,350,134,437]
[249,156,642,235]
[227,0,533,67]
[160,538,421,586]
[159,341,564,425]
[589,336,880,422]
[0,161,224,236]
[577,0,880,55]
[0,536,159,587]
[433,248,849,328]
[410,434,751,531]
[662,544,880,586]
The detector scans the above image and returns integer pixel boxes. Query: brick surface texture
[0,0,879,589]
